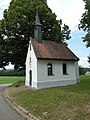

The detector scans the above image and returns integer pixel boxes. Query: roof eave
[37,58,79,61]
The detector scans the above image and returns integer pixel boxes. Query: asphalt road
[0,85,25,120]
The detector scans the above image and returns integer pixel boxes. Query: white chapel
[25,11,80,89]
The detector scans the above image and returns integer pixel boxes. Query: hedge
[0,70,25,76]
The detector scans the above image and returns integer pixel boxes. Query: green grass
[0,76,25,84]
[7,75,90,120]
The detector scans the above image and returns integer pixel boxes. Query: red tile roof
[32,38,79,61]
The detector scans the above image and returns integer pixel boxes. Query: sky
[0,0,90,69]
[47,0,90,68]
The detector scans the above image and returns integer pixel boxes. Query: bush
[0,69,25,76]
[79,66,86,75]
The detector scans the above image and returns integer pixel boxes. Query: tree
[0,0,71,70]
[79,0,90,65]
[79,0,90,47]
[0,20,10,69]
[40,0,47,4]
[88,54,90,64]
[79,66,86,75]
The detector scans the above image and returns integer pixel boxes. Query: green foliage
[79,0,90,47]
[82,32,90,47]
[8,75,90,120]
[88,54,90,64]
[79,0,90,65]
[0,0,71,70]
[0,20,10,69]
[79,0,90,31]
[39,0,47,4]
[79,66,86,75]
[0,69,25,76]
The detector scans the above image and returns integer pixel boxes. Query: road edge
[3,87,39,120]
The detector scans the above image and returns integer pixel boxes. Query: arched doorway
[29,70,32,86]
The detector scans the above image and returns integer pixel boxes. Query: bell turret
[34,11,42,43]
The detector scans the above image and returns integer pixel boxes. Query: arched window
[47,63,53,76]
[62,63,67,75]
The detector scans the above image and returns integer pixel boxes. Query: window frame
[47,63,54,76]
[62,63,68,75]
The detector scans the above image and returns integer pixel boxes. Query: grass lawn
[6,75,90,120]
[0,76,25,84]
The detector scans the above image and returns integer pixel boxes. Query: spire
[34,11,42,43]
[35,11,41,26]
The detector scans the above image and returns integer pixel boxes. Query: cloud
[47,0,85,30]
[0,0,89,69]
[67,29,90,68]
[0,0,11,19]
[0,0,85,29]
[79,57,90,68]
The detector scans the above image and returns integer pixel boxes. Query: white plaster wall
[25,42,37,88]
[25,43,31,86]
[37,60,79,83]
[75,61,80,83]
[25,42,80,89]
[31,45,38,88]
